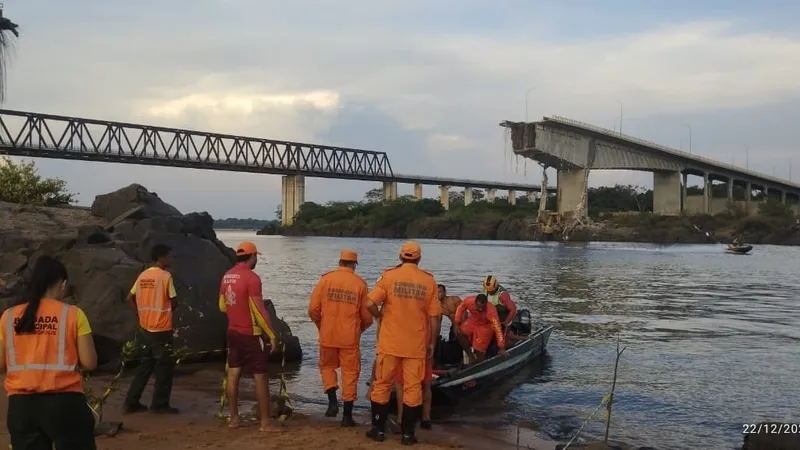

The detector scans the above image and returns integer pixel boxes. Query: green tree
[275,204,282,220]
[758,198,794,218]
[0,157,77,206]
[364,188,383,203]
[0,9,20,103]
[213,218,269,229]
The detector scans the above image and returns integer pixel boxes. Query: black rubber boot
[325,388,339,417]
[341,401,356,427]
[400,405,420,445]
[366,401,388,442]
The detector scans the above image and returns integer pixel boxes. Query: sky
[2,0,800,219]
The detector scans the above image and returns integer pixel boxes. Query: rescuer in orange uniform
[123,243,180,414]
[0,255,99,449]
[455,294,507,364]
[308,249,373,427]
[219,241,279,432]
[366,241,441,445]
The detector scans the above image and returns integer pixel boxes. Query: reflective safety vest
[3,299,83,395]
[135,267,174,332]
[485,284,507,306]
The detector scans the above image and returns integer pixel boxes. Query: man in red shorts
[454,294,507,364]
[219,241,279,432]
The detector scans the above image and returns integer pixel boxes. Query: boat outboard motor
[510,309,532,336]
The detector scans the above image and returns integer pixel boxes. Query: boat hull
[430,325,554,402]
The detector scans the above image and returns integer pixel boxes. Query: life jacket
[3,299,83,395]
[485,284,507,306]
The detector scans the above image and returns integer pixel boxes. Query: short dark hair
[475,294,488,305]
[151,244,172,262]
[236,254,251,263]
[437,284,446,293]
[400,256,420,265]
[339,260,357,268]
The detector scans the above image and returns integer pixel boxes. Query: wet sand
[0,368,557,450]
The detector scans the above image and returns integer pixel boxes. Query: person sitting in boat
[481,276,517,330]
[732,238,741,247]
[454,294,507,364]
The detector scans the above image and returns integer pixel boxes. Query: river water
[216,231,800,450]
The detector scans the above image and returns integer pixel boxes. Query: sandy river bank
[0,367,559,450]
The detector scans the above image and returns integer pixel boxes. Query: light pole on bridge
[616,100,624,135]
[525,87,536,122]
[683,123,692,154]
[744,145,749,170]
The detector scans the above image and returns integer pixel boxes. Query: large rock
[0,185,302,367]
[91,183,182,222]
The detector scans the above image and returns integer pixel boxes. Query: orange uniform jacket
[369,263,440,359]
[455,296,505,349]
[1,299,88,395]
[308,266,372,348]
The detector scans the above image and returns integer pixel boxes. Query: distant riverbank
[258,197,800,246]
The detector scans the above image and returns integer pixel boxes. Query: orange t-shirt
[368,263,441,359]
[308,266,373,349]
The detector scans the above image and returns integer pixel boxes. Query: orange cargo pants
[319,346,361,402]
[370,353,424,407]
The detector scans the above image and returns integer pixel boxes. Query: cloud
[3,2,800,217]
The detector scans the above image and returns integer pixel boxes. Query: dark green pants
[7,392,96,450]
[123,329,175,409]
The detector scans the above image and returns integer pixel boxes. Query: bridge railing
[546,115,800,189]
[0,110,395,179]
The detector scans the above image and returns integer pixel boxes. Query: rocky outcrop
[0,184,301,367]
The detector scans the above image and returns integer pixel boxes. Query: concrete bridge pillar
[382,181,398,201]
[653,171,682,215]
[745,181,752,213]
[413,183,423,200]
[508,189,516,205]
[702,172,710,214]
[727,178,734,200]
[527,191,536,203]
[487,189,496,202]
[281,174,306,226]
[464,187,473,206]
[781,190,787,204]
[557,168,588,218]
[439,185,450,210]
[681,172,688,212]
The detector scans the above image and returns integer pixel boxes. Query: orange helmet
[482,275,498,292]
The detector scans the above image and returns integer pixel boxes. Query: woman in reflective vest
[0,255,98,450]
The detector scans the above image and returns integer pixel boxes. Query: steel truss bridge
[0,110,554,193]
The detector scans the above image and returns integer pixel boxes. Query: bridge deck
[532,115,800,191]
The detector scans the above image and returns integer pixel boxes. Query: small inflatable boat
[726,244,753,254]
